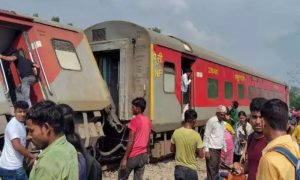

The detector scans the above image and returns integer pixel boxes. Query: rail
[33,42,53,95]
[0,59,9,95]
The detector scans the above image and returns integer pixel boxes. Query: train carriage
[0,10,112,150]
[85,20,288,158]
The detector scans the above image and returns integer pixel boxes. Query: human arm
[0,54,17,61]
[182,74,191,86]
[11,138,36,166]
[203,119,213,159]
[170,143,176,153]
[256,156,276,180]
[120,129,135,169]
[33,63,40,68]
[196,133,204,158]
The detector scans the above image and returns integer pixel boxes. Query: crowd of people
[0,100,101,180]
[172,98,299,180]
[0,96,299,180]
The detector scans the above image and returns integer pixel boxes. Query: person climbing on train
[0,49,39,107]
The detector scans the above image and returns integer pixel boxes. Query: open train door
[181,54,196,110]
[91,39,130,120]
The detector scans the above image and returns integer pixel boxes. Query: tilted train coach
[0,10,117,154]
[85,21,288,158]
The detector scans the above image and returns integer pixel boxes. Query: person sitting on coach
[0,49,39,107]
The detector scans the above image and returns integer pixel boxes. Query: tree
[149,27,162,33]
[67,23,73,26]
[51,16,60,22]
[289,86,300,109]
[33,13,39,17]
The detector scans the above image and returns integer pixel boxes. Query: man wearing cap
[203,105,227,180]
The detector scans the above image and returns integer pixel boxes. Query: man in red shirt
[119,97,151,180]
[233,97,267,180]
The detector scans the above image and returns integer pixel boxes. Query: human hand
[189,73,194,79]
[26,154,37,168]
[120,158,128,170]
[232,162,244,175]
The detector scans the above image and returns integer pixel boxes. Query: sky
[2,0,300,87]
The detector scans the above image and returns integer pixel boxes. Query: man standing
[203,105,227,180]
[0,101,35,180]
[230,101,239,129]
[26,100,79,180]
[233,97,267,180]
[0,49,39,106]
[171,109,204,180]
[119,97,151,180]
[257,99,299,180]
[181,69,193,106]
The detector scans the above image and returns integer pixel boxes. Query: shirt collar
[38,135,66,159]
[262,135,293,155]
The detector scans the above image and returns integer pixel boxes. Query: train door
[95,50,120,114]
[181,55,196,109]
[0,25,40,108]
[91,39,129,120]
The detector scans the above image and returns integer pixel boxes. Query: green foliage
[33,13,39,17]
[51,16,60,22]
[67,23,73,26]
[289,86,300,109]
[149,27,162,33]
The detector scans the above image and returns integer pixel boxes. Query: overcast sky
[2,0,300,87]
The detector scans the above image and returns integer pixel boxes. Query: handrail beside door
[32,41,53,95]
[0,59,10,95]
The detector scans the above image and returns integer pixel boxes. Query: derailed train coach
[0,10,116,152]
[85,21,289,159]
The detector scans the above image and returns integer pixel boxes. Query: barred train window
[248,86,254,100]
[208,78,218,99]
[225,81,233,99]
[238,84,245,99]
[256,88,261,97]
[52,39,81,71]
[264,89,268,98]
[163,62,175,93]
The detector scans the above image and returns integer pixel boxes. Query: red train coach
[85,21,288,158]
[0,10,113,151]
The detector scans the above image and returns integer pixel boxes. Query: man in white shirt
[181,69,193,105]
[0,101,35,180]
[204,105,227,180]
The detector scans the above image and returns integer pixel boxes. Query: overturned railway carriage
[85,21,288,158]
[0,10,113,151]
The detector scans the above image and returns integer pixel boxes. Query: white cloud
[179,20,223,49]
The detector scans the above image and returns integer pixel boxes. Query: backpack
[272,146,300,180]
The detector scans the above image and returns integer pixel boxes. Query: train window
[92,28,106,41]
[225,81,233,99]
[238,84,245,99]
[52,39,81,71]
[248,86,254,100]
[163,62,175,93]
[269,91,273,98]
[256,88,262,97]
[264,89,268,98]
[208,78,218,99]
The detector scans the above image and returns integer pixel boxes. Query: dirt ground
[103,158,207,180]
